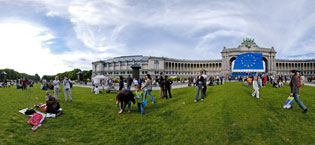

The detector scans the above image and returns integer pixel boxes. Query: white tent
[92,75,108,86]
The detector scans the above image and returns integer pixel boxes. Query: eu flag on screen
[233,53,264,72]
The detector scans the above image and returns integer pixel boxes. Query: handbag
[142,98,148,106]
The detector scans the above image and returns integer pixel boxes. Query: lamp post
[76,71,83,84]
[1,71,7,83]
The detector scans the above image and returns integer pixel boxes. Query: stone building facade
[92,40,315,78]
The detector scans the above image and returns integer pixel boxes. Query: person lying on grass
[116,88,135,114]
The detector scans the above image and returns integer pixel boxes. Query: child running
[135,85,145,115]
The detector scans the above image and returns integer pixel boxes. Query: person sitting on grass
[135,85,145,115]
[279,80,284,88]
[45,91,61,115]
[116,88,135,114]
[95,86,100,94]
[273,82,278,88]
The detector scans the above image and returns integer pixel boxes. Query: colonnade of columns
[276,62,315,75]
[165,62,222,71]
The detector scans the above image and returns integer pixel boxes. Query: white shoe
[194,100,197,103]
[201,99,204,101]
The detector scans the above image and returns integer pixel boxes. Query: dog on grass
[115,88,135,114]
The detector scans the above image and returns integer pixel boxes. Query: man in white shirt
[63,76,72,102]
[53,76,60,100]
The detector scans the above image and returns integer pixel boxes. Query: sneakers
[32,124,41,131]
[194,100,197,103]
[201,99,204,101]
[302,109,308,113]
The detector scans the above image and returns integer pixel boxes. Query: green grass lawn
[0,82,314,145]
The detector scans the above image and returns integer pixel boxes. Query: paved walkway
[74,83,190,90]
[305,83,315,87]
[74,82,315,89]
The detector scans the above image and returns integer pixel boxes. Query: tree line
[0,68,40,81]
[0,68,92,82]
[42,69,92,82]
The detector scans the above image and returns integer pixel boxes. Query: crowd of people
[240,70,308,113]
[4,68,309,126]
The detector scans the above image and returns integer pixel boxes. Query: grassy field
[0,82,314,145]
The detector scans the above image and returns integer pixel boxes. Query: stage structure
[231,53,264,76]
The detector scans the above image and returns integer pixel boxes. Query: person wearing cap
[290,69,308,113]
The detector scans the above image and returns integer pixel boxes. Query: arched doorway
[263,57,268,73]
[229,57,236,72]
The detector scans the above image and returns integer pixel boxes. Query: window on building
[154,61,159,69]
[142,61,148,64]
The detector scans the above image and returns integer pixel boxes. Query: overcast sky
[0,0,315,76]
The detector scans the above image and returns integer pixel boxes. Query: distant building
[92,40,315,78]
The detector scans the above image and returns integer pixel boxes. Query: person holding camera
[63,76,73,102]
[53,76,60,100]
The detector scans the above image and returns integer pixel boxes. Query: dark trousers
[164,87,172,99]
[202,85,207,97]
[137,103,144,115]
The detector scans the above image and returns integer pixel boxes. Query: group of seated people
[273,80,285,88]
[91,86,101,94]
[40,83,54,90]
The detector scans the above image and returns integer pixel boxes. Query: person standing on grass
[164,76,173,99]
[252,76,260,98]
[108,78,113,89]
[119,76,124,91]
[142,74,156,104]
[258,76,262,88]
[263,74,267,87]
[135,85,145,115]
[289,70,308,113]
[158,72,165,98]
[202,71,207,98]
[53,76,60,100]
[22,78,27,90]
[126,75,132,90]
[63,76,73,102]
[194,71,205,102]
[300,73,305,88]
[133,77,139,88]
